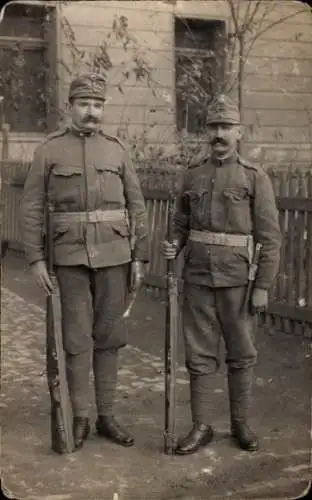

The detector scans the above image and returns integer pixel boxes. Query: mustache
[211,138,227,146]
[83,115,98,123]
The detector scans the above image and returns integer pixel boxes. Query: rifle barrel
[164,196,178,454]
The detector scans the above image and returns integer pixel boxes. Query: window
[175,17,226,134]
[0,4,57,133]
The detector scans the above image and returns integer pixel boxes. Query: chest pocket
[223,188,249,202]
[223,187,252,232]
[186,189,210,225]
[94,164,125,204]
[49,165,83,204]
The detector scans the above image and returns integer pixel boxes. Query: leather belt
[189,229,253,248]
[52,209,129,224]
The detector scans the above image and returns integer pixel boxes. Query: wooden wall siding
[2,0,311,161]
[0,136,44,162]
[56,0,312,165]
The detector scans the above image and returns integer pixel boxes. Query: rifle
[241,242,263,315]
[164,196,178,454]
[45,196,75,454]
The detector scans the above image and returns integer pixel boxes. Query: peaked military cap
[68,72,107,102]
[206,94,240,125]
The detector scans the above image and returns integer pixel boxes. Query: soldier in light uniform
[163,95,281,455]
[21,73,149,450]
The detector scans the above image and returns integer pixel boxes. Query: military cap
[206,94,240,125]
[68,72,107,102]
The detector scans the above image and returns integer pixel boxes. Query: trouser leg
[93,348,118,417]
[183,284,221,425]
[66,351,91,418]
[91,265,134,447]
[227,367,254,427]
[55,266,93,418]
[91,265,128,416]
[215,286,257,425]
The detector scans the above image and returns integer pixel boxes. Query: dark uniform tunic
[22,127,148,268]
[21,126,149,417]
[174,151,281,290]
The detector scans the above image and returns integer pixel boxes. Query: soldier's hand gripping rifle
[45,191,75,454]
[164,196,178,454]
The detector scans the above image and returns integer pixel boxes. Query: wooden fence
[267,170,312,336]
[0,160,27,255]
[1,161,311,337]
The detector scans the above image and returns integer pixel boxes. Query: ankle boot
[175,423,213,455]
[228,367,259,452]
[73,417,90,450]
[231,420,259,451]
[96,415,134,447]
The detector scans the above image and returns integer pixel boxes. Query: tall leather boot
[175,374,213,455]
[228,367,259,451]
[66,351,91,449]
[93,348,134,447]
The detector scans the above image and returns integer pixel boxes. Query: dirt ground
[1,250,311,500]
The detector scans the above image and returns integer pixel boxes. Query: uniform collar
[211,149,238,166]
[70,123,99,138]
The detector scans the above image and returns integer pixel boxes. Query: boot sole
[232,435,259,452]
[74,427,90,450]
[96,430,134,447]
[175,431,214,455]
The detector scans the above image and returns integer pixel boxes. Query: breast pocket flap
[95,164,122,176]
[185,189,208,201]
[52,165,83,177]
[224,188,249,202]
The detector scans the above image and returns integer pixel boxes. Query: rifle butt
[164,282,178,454]
[46,281,75,454]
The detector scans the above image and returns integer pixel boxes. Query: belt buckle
[88,211,97,223]
[220,233,226,245]
[214,233,225,245]
[210,233,217,244]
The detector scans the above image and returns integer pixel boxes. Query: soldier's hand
[162,240,179,260]
[130,260,145,292]
[251,288,268,315]
[30,260,54,295]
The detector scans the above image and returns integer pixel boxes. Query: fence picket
[275,173,288,303]
[304,172,312,338]
[306,173,312,308]
[295,175,307,304]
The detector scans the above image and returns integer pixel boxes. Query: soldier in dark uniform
[163,95,281,455]
[21,73,149,451]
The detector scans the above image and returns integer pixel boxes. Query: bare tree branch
[226,0,240,35]
[240,0,253,34]
[243,6,311,66]
[242,0,262,35]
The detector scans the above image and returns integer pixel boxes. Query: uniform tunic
[173,151,281,289]
[21,127,149,269]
